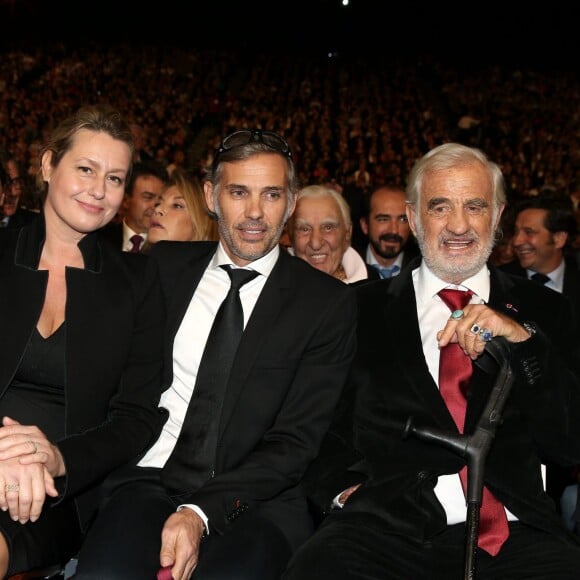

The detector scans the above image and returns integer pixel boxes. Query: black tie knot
[221,265,260,290]
[530,272,550,285]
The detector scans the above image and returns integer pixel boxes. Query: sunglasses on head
[216,130,292,160]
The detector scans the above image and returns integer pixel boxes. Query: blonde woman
[146,168,218,247]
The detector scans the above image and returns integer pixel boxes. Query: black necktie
[530,272,550,285]
[162,265,259,494]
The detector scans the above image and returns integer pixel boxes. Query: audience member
[356,183,420,278]
[99,159,169,252]
[0,105,165,577]
[287,184,375,283]
[283,143,580,580]
[499,191,580,532]
[144,168,218,249]
[73,129,357,580]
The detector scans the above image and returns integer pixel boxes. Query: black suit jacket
[97,220,124,251]
[0,216,166,529]
[500,257,580,328]
[2,208,39,229]
[500,256,580,500]
[308,260,580,545]
[148,241,357,549]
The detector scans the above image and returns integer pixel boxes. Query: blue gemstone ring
[450,310,464,320]
[470,324,481,334]
[479,328,493,342]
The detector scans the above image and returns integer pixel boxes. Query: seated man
[74,129,357,580]
[284,143,580,580]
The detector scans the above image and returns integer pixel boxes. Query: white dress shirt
[526,260,565,294]
[138,242,279,528]
[413,262,517,525]
[122,221,147,252]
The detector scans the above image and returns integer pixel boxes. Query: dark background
[0,0,577,69]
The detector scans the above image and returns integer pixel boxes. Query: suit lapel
[380,272,458,431]
[165,254,211,350]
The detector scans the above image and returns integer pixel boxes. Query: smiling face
[407,161,503,284]
[148,185,195,243]
[291,195,351,276]
[41,129,131,238]
[511,207,566,273]
[204,153,294,266]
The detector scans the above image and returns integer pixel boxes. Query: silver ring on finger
[28,440,38,454]
[470,323,481,334]
[5,483,19,493]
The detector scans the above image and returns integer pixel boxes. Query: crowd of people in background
[0,41,578,240]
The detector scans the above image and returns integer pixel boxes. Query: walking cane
[404,337,514,580]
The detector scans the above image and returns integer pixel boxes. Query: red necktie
[438,289,509,556]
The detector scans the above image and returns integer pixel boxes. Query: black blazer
[97,220,123,251]
[148,241,357,549]
[500,257,580,327]
[0,216,166,529]
[308,260,580,544]
[2,208,39,229]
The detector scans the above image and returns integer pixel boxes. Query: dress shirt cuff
[177,504,210,535]
[332,493,345,509]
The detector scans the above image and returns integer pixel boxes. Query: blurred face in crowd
[205,153,294,266]
[148,186,194,243]
[511,208,566,273]
[123,174,165,233]
[291,195,351,277]
[41,129,131,236]
[407,161,503,284]
[360,187,411,265]
[3,177,24,216]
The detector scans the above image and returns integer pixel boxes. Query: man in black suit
[75,130,357,580]
[499,191,580,531]
[355,183,420,279]
[284,143,580,580]
[98,159,168,252]
[0,167,37,229]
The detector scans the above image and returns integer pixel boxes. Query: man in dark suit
[355,183,420,279]
[284,143,580,580]
[499,191,580,531]
[75,130,357,580]
[0,167,37,229]
[98,159,168,252]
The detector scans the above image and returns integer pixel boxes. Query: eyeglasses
[216,130,292,159]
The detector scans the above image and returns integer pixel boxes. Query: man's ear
[407,204,418,237]
[360,217,369,236]
[553,231,568,250]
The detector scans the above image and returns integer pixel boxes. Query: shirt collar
[526,260,565,291]
[212,241,279,278]
[415,261,491,307]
